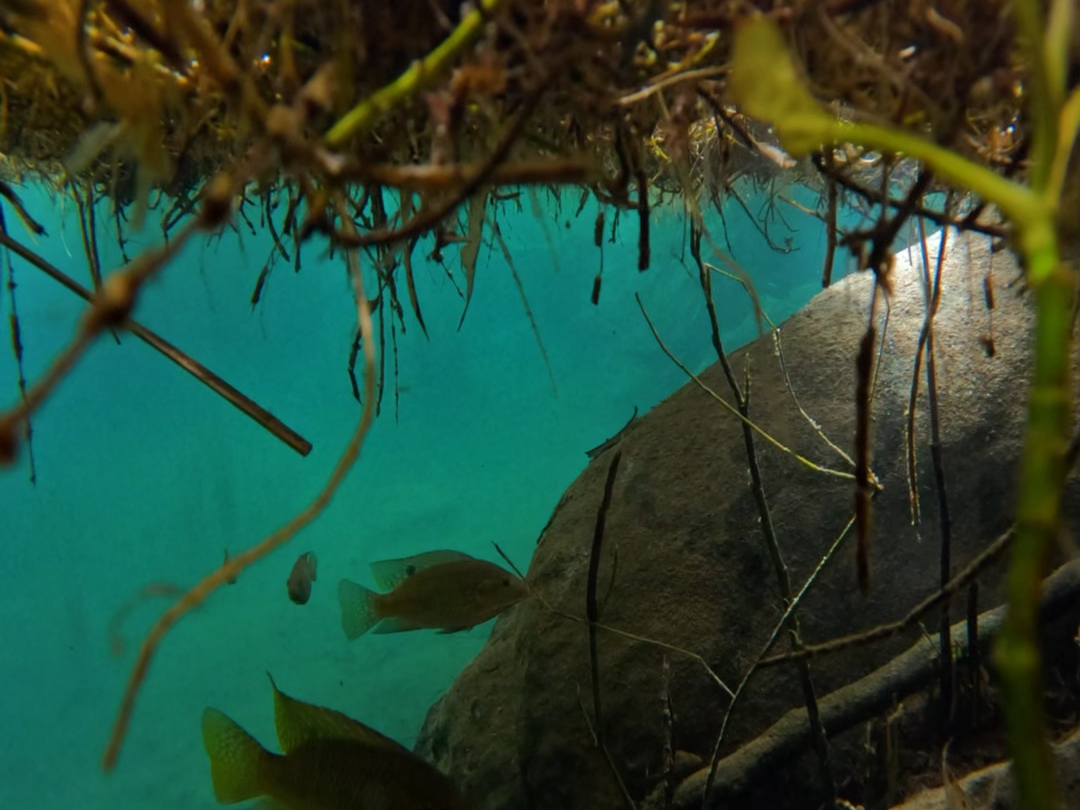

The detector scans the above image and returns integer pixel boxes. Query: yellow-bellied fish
[287,551,318,605]
[337,549,529,639]
[266,674,404,755]
[201,675,476,810]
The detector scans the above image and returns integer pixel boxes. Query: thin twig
[690,219,833,805]
[811,153,1007,240]
[491,218,557,396]
[583,449,635,810]
[822,154,839,287]
[705,261,858,472]
[76,0,105,113]
[677,556,1080,809]
[700,516,856,808]
[0,219,201,459]
[761,429,1080,670]
[760,526,1015,668]
[342,158,595,191]
[331,86,548,251]
[618,66,726,106]
[0,230,312,457]
[587,449,621,743]
[916,215,954,730]
[854,283,880,591]
[661,654,675,810]
[728,184,794,254]
[0,181,46,235]
[323,0,510,147]
[0,208,36,482]
[539,599,735,699]
[635,294,855,481]
[101,207,378,772]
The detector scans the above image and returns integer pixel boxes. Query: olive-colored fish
[202,676,476,810]
[266,673,405,756]
[287,551,318,605]
[337,549,529,640]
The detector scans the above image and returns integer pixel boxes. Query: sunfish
[201,675,476,810]
[337,549,529,639]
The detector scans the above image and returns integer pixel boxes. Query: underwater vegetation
[0,1,1079,810]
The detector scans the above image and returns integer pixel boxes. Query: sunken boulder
[415,231,1080,810]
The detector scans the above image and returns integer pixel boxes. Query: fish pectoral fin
[369,549,475,591]
[437,624,474,635]
[371,616,426,634]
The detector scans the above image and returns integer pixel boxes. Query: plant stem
[1012,0,1057,189]
[994,245,1073,810]
[324,0,507,148]
[825,120,1040,227]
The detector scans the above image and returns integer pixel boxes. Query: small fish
[753,140,797,170]
[202,677,476,810]
[287,551,318,605]
[337,549,529,639]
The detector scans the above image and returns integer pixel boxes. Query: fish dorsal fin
[267,673,407,755]
[369,550,475,592]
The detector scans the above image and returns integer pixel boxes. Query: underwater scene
[3,2,1080,810]
[1,178,866,810]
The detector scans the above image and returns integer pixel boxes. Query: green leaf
[730,17,834,156]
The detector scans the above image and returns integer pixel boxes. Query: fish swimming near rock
[287,551,318,605]
[337,549,529,639]
[201,674,477,809]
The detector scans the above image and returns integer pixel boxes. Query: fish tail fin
[201,707,271,804]
[337,579,382,640]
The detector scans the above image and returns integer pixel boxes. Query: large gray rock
[415,231,1080,810]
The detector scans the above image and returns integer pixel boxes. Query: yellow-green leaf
[730,16,834,156]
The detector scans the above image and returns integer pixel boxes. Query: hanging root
[100,207,379,772]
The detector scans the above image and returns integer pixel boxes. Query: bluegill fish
[202,676,476,810]
[337,549,529,639]
[287,551,318,605]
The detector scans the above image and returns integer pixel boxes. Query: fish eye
[502,578,510,587]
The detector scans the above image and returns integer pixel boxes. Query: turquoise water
[1,181,870,809]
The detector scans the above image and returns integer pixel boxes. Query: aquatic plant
[0,1,1074,808]
[726,7,1075,810]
